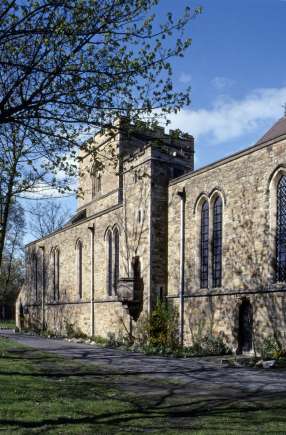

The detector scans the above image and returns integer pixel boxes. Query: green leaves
[0,0,200,264]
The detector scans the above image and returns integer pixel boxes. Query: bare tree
[28,200,71,239]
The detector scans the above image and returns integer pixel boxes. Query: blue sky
[163,0,286,166]
[23,0,286,243]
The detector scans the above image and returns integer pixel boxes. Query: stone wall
[168,136,286,348]
[19,119,286,352]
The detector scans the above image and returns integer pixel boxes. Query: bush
[184,334,231,357]
[135,300,179,351]
[63,301,230,358]
[92,335,109,346]
[64,320,87,339]
[149,300,179,350]
[258,337,284,360]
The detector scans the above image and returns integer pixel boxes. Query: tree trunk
[0,170,16,270]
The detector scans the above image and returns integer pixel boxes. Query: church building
[17,115,286,353]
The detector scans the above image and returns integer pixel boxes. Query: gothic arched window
[53,248,60,300]
[113,228,120,294]
[212,197,223,288]
[32,253,38,301]
[200,201,209,288]
[76,240,83,299]
[276,176,286,281]
[91,166,102,199]
[106,230,113,296]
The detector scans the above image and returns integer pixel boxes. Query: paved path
[1,329,286,399]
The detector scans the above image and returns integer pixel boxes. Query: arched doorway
[238,299,253,353]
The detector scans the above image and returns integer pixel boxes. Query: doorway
[238,299,253,353]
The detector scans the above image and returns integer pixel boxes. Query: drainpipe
[88,224,95,337]
[39,246,45,331]
[177,188,186,347]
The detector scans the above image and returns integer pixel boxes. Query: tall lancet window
[212,197,223,288]
[76,240,83,299]
[113,228,120,294]
[200,201,209,288]
[32,253,38,301]
[91,164,102,199]
[53,248,60,300]
[276,176,286,281]
[106,230,113,296]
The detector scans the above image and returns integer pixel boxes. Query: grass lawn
[0,320,15,329]
[0,337,286,434]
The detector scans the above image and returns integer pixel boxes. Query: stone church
[17,115,286,353]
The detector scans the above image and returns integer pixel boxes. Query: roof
[170,115,286,187]
[256,116,286,145]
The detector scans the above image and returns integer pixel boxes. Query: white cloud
[178,72,192,84]
[211,76,235,91]
[18,182,75,200]
[168,86,286,143]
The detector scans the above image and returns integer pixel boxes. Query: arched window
[212,197,223,288]
[106,230,113,296]
[200,201,209,288]
[276,176,286,281]
[76,240,83,298]
[113,228,120,294]
[91,171,102,199]
[53,248,60,300]
[32,253,38,301]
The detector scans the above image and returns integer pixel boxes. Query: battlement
[117,118,194,172]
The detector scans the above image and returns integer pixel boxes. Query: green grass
[0,320,15,329]
[0,337,286,434]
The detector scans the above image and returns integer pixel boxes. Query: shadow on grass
[1,340,286,433]
[1,392,286,432]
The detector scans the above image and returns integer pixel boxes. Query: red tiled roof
[256,117,286,145]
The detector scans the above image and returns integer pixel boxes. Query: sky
[23,0,286,243]
[163,0,286,166]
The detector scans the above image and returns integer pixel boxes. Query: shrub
[184,334,231,357]
[92,335,109,346]
[106,332,122,347]
[258,337,284,360]
[64,320,87,339]
[149,300,179,349]
[134,300,179,351]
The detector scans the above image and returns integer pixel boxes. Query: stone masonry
[17,116,286,352]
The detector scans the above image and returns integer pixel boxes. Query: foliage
[0,320,15,329]
[0,201,25,306]
[0,0,201,267]
[147,300,179,349]
[64,320,87,340]
[258,336,285,360]
[183,334,231,357]
[91,302,230,358]
[57,301,229,358]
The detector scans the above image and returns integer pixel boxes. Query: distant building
[17,116,286,353]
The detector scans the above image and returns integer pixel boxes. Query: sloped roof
[256,116,286,145]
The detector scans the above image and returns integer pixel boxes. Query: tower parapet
[119,121,194,179]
